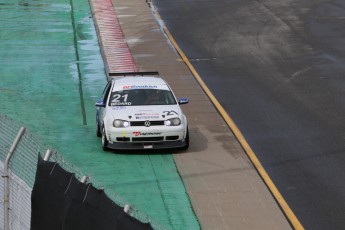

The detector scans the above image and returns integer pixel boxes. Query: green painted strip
[0,0,199,229]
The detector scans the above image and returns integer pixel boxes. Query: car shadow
[108,149,188,155]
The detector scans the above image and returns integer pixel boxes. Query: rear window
[108,89,177,106]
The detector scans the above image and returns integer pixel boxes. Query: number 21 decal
[112,94,128,102]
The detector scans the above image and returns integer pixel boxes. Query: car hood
[109,105,183,121]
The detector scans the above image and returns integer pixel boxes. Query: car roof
[111,76,167,85]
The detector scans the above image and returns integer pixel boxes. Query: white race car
[95,75,189,151]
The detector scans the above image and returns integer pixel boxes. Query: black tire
[96,117,101,137]
[101,126,109,151]
[180,127,189,150]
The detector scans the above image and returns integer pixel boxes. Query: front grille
[166,136,179,140]
[130,120,165,126]
[116,137,130,142]
[132,137,164,142]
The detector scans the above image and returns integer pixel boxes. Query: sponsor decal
[133,132,162,136]
[123,85,157,89]
[135,112,160,120]
[135,113,159,116]
[111,102,132,106]
[134,113,159,120]
[136,116,160,119]
[163,110,178,116]
[112,106,126,110]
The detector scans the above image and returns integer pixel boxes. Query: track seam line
[69,0,87,125]
[147,2,304,230]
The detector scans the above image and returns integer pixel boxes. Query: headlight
[113,119,129,128]
[165,118,181,126]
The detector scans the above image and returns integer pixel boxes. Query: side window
[102,81,111,104]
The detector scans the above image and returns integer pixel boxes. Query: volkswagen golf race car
[95,75,189,151]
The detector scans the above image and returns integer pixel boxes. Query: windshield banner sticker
[123,85,157,89]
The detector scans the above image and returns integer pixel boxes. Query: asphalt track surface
[152,0,345,229]
[0,1,198,229]
[1,0,293,229]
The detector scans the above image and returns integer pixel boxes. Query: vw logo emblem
[144,120,150,127]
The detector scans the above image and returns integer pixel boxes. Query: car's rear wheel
[96,117,101,137]
[101,126,109,151]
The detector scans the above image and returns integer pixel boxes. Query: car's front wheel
[101,126,109,151]
[96,116,101,137]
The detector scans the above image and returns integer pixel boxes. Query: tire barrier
[31,155,153,230]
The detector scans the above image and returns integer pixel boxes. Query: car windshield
[108,89,177,106]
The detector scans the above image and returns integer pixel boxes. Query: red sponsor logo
[133,132,141,136]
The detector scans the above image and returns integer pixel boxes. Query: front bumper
[106,139,187,150]
[104,125,187,150]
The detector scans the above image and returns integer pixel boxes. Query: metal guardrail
[3,127,26,230]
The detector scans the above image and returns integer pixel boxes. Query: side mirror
[95,100,106,107]
[178,98,189,105]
